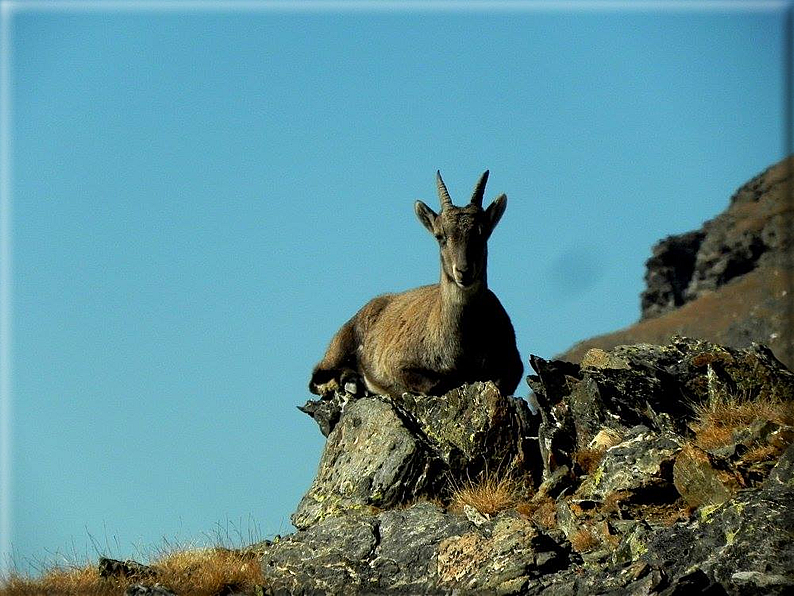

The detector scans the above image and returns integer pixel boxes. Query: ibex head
[414,170,507,289]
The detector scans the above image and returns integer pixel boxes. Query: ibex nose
[453,265,474,287]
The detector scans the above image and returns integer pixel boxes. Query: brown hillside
[558,156,793,368]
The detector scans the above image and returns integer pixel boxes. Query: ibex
[309,170,523,398]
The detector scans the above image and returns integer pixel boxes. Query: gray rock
[436,512,569,594]
[294,382,539,529]
[766,441,794,488]
[635,457,794,595]
[529,337,794,480]
[292,397,440,529]
[99,557,157,580]
[263,502,571,595]
[297,391,349,437]
[260,514,380,595]
[641,229,705,319]
[673,443,738,508]
[576,431,681,502]
[392,382,539,481]
[374,502,473,592]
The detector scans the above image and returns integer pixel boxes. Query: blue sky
[2,0,791,574]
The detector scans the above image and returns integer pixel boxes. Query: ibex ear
[485,194,507,233]
[414,200,438,235]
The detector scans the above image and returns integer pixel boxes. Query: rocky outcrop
[258,503,571,595]
[240,338,794,595]
[293,382,540,529]
[643,157,792,317]
[641,229,706,318]
[561,156,793,368]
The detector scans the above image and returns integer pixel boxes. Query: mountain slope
[559,156,793,368]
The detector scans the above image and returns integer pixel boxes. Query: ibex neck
[439,271,488,312]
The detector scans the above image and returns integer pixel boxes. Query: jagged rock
[641,229,706,319]
[292,397,441,529]
[638,446,794,595]
[611,520,656,567]
[535,465,572,500]
[529,337,794,480]
[436,513,570,594]
[516,446,794,595]
[575,429,681,502]
[297,391,349,437]
[99,557,157,580]
[373,503,474,592]
[673,443,740,508]
[263,502,571,595]
[767,442,794,487]
[124,585,176,596]
[391,382,540,480]
[293,382,538,529]
[259,514,381,594]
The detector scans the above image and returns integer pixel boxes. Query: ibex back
[309,170,523,398]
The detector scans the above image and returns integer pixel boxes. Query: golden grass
[1,565,113,596]
[155,547,262,595]
[601,490,630,515]
[691,389,794,450]
[569,526,601,553]
[0,547,264,596]
[743,442,784,464]
[448,471,527,516]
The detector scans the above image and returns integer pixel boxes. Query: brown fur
[310,171,523,398]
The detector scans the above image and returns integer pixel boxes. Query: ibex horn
[436,170,453,210]
[470,170,489,207]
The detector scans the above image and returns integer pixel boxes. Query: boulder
[293,382,539,529]
[292,397,441,529]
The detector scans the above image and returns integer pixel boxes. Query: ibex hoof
[340,370,366,397]
[310,377,340,397]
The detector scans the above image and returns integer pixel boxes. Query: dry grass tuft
[691,389,794,450]
[601,490,630,515]
[153,547,262,596]
[569,526,601,553]
[1,565,113,596]
[0,547,264,596]
[449,471,527,516]
[743,442,784,464]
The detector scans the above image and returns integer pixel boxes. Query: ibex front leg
[309,319,363,396]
